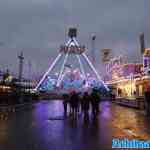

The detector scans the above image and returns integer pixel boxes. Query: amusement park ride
[35,28,109,92]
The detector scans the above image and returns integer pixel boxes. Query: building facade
[105,49,150,109]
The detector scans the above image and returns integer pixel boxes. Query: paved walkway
[0,100,150,150]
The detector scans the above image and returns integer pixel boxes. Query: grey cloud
[0,0,150,76]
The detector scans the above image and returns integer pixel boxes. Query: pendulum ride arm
[58,71,67,86]
[73,37,79,46]
[76,54,86,79]
[35,53,62,90]
[82,53,109,91]
[56,37,74,86]
[73,37,86,78]
[56,52,69,86]
[66,38,72,46]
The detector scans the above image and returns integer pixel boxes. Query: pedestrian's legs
[96,105,99,114]
[64,104,67,113]
[92,107,96,116]
[77,104,80,113]
[69,104,72,114]
[75,107,78,116]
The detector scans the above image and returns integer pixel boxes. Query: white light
[57,53,69,86]
[35,53,62,90]
[87,73,90,76]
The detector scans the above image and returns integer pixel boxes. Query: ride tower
[35,28,109,91]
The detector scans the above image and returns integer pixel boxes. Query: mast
[18,52,24,82]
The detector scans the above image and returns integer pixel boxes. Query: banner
[101,49,111,63]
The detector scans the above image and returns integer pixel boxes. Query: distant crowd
[62,89,101,118]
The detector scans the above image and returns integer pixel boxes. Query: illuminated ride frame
[35,28,109,91]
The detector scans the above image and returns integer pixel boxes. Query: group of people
[62,89,101,118]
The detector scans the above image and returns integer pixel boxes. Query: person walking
[81,94,84,114]
[91,89,101,116]
[77,92,82,113]
[70,91,79,117]
[62,93,69,114]
[82,92,90,117]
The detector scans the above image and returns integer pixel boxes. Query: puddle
[48,116,65,121]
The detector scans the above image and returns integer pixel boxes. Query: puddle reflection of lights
[124,129,137,137]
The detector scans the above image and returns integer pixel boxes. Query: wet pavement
[0,100,150,150]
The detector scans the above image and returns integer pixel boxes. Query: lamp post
[91,34,96,67]
[130,73,134,97]
[18,52,24,103]
[18,52,24,82]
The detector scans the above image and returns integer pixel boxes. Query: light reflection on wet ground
[0,100,150,150]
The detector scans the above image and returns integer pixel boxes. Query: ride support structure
[35,28,109,91]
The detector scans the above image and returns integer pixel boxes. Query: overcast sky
[0,0,150,77]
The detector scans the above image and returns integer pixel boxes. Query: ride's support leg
[57,53,69,86]
[82,53,109,91]
[35,53,62,90]
[76,54,86,79]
